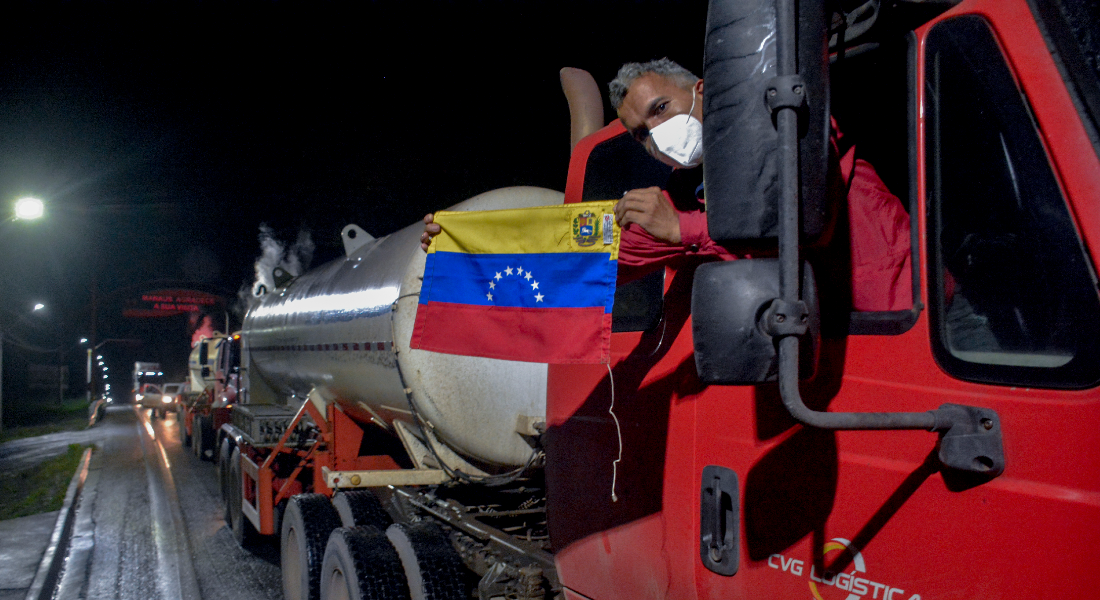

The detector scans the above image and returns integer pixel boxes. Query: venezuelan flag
[411,201,620,364]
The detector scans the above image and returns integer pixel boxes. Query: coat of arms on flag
[411,201,620,364]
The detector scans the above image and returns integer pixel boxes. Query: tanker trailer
[220,186,565,600]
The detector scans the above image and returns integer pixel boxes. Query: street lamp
[1,203,47,429]
[1,300,53,432]
[13,197,44,221]
[26,302,64,405]
[81,338,140,404]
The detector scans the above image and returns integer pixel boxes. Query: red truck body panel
[547,0,1100,598]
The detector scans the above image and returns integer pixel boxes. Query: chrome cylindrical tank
[242,187,562,467]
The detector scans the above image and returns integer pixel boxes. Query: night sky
[0,0,707,392]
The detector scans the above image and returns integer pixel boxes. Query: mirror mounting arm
[761,299,808,337]
[769,0,1004,478]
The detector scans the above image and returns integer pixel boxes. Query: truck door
[548,121,710,600]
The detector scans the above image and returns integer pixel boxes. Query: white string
[607,363,622,502]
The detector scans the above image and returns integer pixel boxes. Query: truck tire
[320,526,410,600]
[218,437,234,522]
[192,415,203,458]
[385,522,468,600]
[283,493,342,600]
[229,446,259,547]
[182,412,192,447]
[332,491,394,531]
[199,415,214,461]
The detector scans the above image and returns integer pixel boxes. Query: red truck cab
[546,0,1100,598]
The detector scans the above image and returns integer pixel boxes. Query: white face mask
[648,88,703,168]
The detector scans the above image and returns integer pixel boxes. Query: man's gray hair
[608,58,699,110]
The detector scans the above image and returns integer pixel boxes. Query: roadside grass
[0,397,92,444]
[0,443,88,521]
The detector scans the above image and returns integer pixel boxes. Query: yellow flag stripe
[429,200,621,259]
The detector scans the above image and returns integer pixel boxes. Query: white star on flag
[484,264,551,306]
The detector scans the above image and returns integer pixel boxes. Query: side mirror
[692,259,819,384]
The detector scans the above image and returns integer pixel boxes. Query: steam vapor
[236,225,315,313]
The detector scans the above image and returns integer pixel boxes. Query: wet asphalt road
[52,404,284,600]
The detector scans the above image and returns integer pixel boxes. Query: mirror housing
[692,259,819,384]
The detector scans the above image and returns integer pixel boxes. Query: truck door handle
[700,465,739,576]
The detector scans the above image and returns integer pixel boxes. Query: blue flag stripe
[421,251,616,311]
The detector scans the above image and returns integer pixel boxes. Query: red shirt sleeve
[616,191,739,284]
[847,158,913,311]
[834,118,913,312]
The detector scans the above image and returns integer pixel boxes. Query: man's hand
[614,187,681,243]
[420,213,441,252]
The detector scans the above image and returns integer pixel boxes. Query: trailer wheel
[333,491,394,531]
[199,415,214,461]
[386,522,468,600]
[218,437,234,522]
[229,446,259,547]
[320,526,410,600]
[283,494,342,600]
[191,415,203,458]
[199,413,215,460]
[182,413,192,447]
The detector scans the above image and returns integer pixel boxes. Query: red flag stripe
[411,302,611,364]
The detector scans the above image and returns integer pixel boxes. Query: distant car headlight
[135,394,144,401]
[161,395,172,404]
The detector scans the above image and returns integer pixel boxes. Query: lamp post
[0,302,51,431]
[81,339,140,405]
[0,198,45,433]
[32,303,64,406]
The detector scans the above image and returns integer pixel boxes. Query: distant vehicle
[135,383,170,418]
[160,382,188,413]
[131,361,163,404]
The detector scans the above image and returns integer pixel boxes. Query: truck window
[925,15,1100,388]
[582,132,670,333]
[831,35,920,336]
